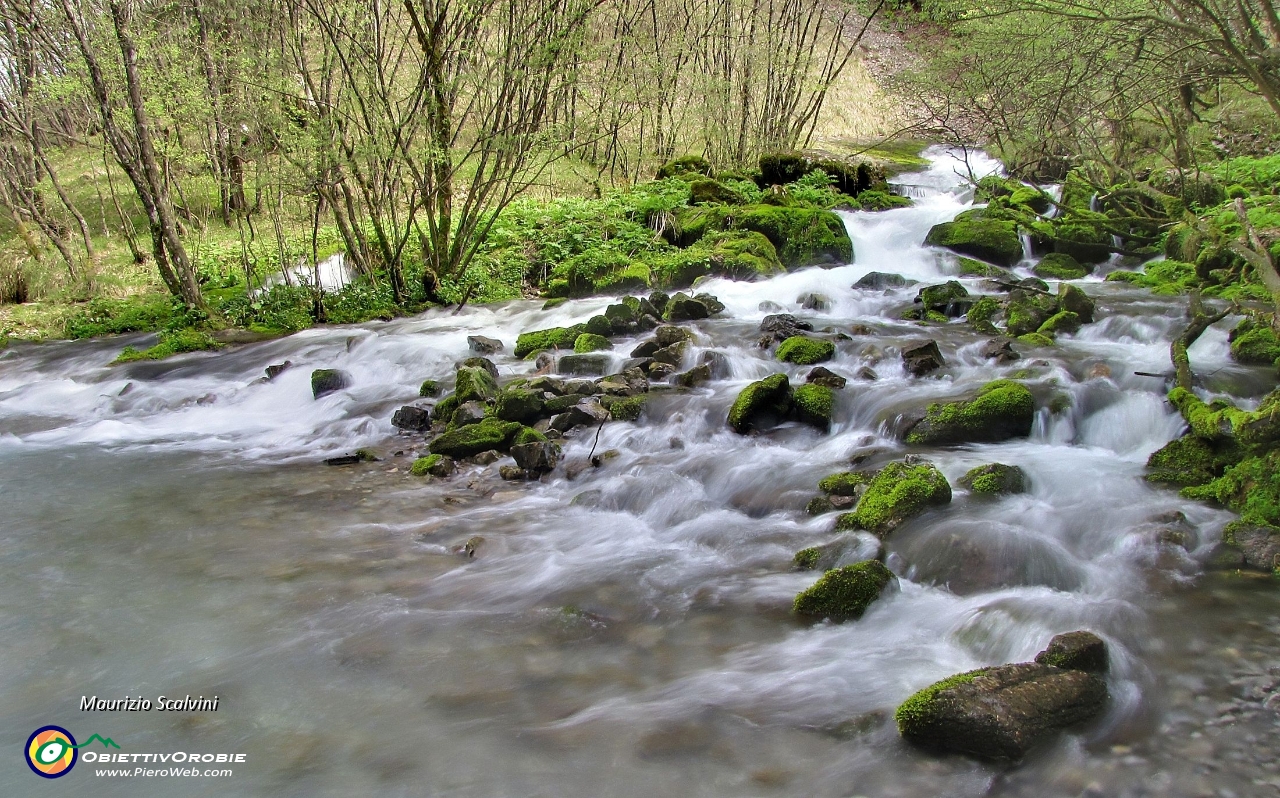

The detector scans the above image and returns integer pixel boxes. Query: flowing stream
[3,148,1280,797]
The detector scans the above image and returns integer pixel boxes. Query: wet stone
[391,405,432,432]
[467,335,504,355]
[902,340,945,376]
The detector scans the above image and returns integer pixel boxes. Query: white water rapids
[1,148,1277,797]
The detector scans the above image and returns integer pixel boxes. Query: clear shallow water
[2,148,1278,797]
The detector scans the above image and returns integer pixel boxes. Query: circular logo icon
[25,726,77,779]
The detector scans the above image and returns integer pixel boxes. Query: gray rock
[902,340,945,376]
[675,364,712,387]
[467,335,504,355]
[1225,522,1280,572]
[265,361,292,380]
[391,405,432,432]
[699,350,732,379]
[981,338,1021,364]
[759,314,814,346]
[459,356,499,379]
[798,292,832,311]
[854,272,912,290]
[311,369,350,399]
[453,401,487,427]
[550,399,610,432]
[511,441,560,473]
[1034,631,1109,674]
[557,354,610,376]
[654,325,693,346]
[758,300,785,312]
[631,340,661,358]
[806,366,847,389]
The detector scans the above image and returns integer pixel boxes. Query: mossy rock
[656,155,713,179]
[1057,283,1095,324]
[793,547,824,570]
[855,190,912,211]
[1184,449,1280,527]
[957,257,1013,279]
[1004,290,1058,337]
[418,379,441,398]
[728,373,792,434]
[410,454,454,477]
[1016,332,1057,348]
[733,205,854,269]
[959,463,1028,495]
[919,281,971,315]
[793,560,895,619]
[924,216,1022,267]
[689,178,746,205]
[1033,253,1088,280]
[967,296,1002,328]
[494,388,546,424]
[432,393,460,425]
[454,366,499,404]
[906,380,1035,446]
[776,335,835,365]
[1052,213,1112,264]
[602,394,647,421]
[428,418,523,459]
[701,230,785,279]
[792,384,835,431]
[574,333,613,353]
[836,461,952,537]
[513,426,549,446]
[819,471,873,496]
[1037,311,1081,336]
[311,369,350,399]
[514,325,587,358]
[1228,318,1280,366]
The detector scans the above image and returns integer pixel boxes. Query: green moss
[819,471,872,496]
[432,394,460,425]
[1038,311,1081,336]
[1146,434,1238,487]
[957,257,1011,278]
[1104,259,1199,295]
[113,328,221,363]
[410,454,445,476]
[603,394,647,421]
[960,463,1027,495]
[428,418,523,459]
[792,384,835,430]
[728,373,792,433]
[906,380,1036,446]
[854,190,912,211]
[733,205,854,268]
[514,325,587,358]
[924,215,1023,267]
[689,178,746,205]
[793,547,823,570]
[513,426,548,445]
[793,560,894,618]
[1052,211,1112,264]
[494,388,546,424]
[894,669,985,734]
[1229,318,1280,366]
[1017,332,1056,347]
[776,335,836,365]
[700,230,784,278]
[837,461,952,536]
[1167,387,1251,441]
[1184,450,1280,526]
[419,380,441,397]
[1004,292,1058,336]
[1033,253,1088,280]
[806,495,834,515]
[454,366,499,404]
[656,155,713,179]
[65,295,179,339]
[574,333,613,353]
[966,296,1001,327]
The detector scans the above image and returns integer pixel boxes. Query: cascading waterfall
[0,147,1273,798]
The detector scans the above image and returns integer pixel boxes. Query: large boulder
[793,560,896,619]
[1033,252,1088,280]
[493,388,546,425]
[759,314,814,346]
[792,384,835,431]
[1005,290,1060,337]
[836,461,952,537]
[905,380,1035,445]
[1057,283,1096,324]
[1223,521,1280,572]
[311,369,350,399]
[728,374,792,434]
[854,271,912,291]
[428,418,523,459]
[776,335,835,365]
[918,281,973,318]
[895,662,1108,761]
[454,365,499,404]
[924,215,1023,267]
[733,205,853,269]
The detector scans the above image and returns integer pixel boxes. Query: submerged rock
[793,560,896,619]
[728,374,792,434]
[836,461,951,537]
[959,463,1028,495]
[895,662,1108,761]
[1034,631,1108,673]
[311,369,350,399]
[902,339,945,376]
[905,380,1035,445]
[853,271,911,291]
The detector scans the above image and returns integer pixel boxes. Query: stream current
[2,149,1280,797]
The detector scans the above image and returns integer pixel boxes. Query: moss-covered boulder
[776,335,836,365]
[959,463,1028,495]
[1017,332,1056,348]
[918,281,972,317]
[1037,311,1081,336]
[792,384,835,431]
[1033,253,1088,280]
[410,453,455,478]
[836,461,952,537]
[514,325,587,358]
[1034,631,1108,673]
[1228,318,1280,366]
[689,178,746,205]
[1052,213,1112,264]
[906,381,1035,446]
[894,662,1108,761]
[418,379,441,397]
[453,365,498,405]
[493,388,546,425]
[1184,449,1280,527]
[1005,290,1059,337]
[793,560,896,619]
[728,373,792,433]
[602,394,647,421]
[1057,283,1095,324]
[966,295,1002,331]
[656,155,713,179]
[924,215,1023,267]
[734,205,853,269]
[574,333,613,353]
[1145,433,1241,487]
[702,230,785,279]
[428,418,523,459]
